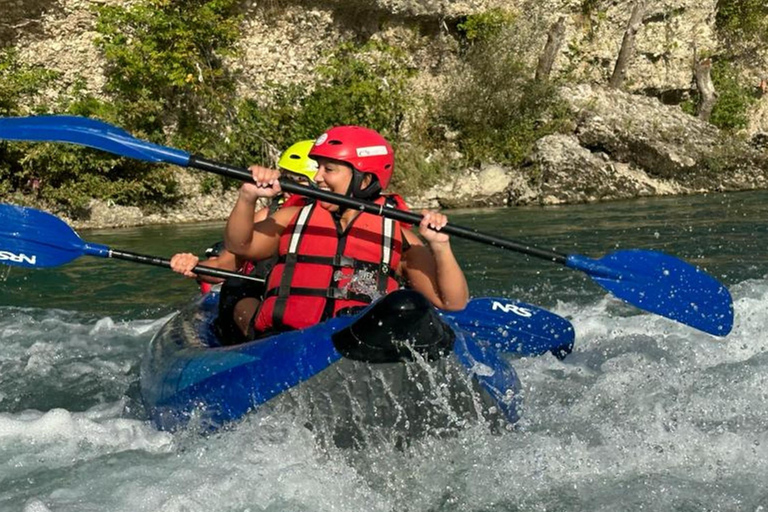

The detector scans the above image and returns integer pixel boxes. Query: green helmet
[277,140,318,181]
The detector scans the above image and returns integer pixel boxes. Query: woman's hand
[419,210,450,246]
[170,252,200,279]
[239,165,282,201]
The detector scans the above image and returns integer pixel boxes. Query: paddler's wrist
[237,187,260,205]
[429,239,452,253]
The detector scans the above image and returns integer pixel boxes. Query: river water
[1,191,767,511]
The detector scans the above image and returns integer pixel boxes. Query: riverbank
[29,83,763,230]
[4,1,768,229]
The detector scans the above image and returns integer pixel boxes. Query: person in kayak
[170,140,319,343]
[224,125,469,339]
[171,140,318,285]
[197,240,225,294]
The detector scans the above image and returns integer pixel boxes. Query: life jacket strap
[273,254,398,278]
[263,285,375,304]
[276,254,356,268]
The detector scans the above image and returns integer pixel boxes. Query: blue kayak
[140,290,574,435]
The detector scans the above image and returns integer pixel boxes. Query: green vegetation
[457,9,516,45]
[0,49,59,197]
[228,41,415,156]
[94,0,242,153]
[0,49,59,117]
[0,0,243,214]
[1,4,574,214]
[679,3,768,131]
[439,12,572,168]
[715,0,768,44]
[0,50,178,212]
[218,39,417,196]
[709,61,757,131]
[291,42,415,142]
[390,144,451,196]
[682,60,757,132]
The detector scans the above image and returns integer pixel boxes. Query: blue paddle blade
[567,250,734,336]
[443,297,575,358]
[0,115,191,167]
[453,335,522,424]
[0,204,109,268]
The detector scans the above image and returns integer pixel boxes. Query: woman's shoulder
[271,204,303,221]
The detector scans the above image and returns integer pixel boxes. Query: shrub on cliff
[0,0,246,214]
[235,41,413,143]
[224,40,417,184]
[682,59,757,132]
[708,61,758,131]
[0,12,201,215]
[94,0,242,152]
[716,0,768,49]
[705,1,766,132]
[437,11,571,168]
[0,49,59,117]
[0,53,180,213]
[0,49,58,197]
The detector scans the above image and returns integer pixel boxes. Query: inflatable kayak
[140,289,575,435]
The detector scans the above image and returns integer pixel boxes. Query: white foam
[23,499,52,512]
[0,403,173,450]
[0,277,766,511]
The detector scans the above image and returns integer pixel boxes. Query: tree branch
[609,0,647,89]
[536,16,567,81]
[694,57,717,122]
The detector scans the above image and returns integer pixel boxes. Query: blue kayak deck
[140,293,574,435]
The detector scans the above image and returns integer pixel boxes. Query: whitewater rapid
[0,277,765,511]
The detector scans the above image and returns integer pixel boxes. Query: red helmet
[309,126,394,189]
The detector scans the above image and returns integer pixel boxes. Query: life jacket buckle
[333,255,356,268]
[326,288,348,299]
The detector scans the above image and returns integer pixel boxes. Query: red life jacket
[239,194,308,278]
[254,195,406,332]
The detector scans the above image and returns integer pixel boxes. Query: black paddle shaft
[190,156,568,265]
[109,249,264,283]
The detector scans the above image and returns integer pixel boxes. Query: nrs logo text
[0,250,37,265]
[491,301,532,317]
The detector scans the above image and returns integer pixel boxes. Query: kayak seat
[332,289,456,363]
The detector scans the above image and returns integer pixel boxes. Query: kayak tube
[140,290,574,435]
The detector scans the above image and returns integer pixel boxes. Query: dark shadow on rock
[0,0,62,48]
[239,0,448,41]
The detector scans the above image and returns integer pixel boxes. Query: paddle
[0,115,733,336]
[0,203,264,283]
[443,297,574,359]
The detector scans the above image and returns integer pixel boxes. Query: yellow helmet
[277,140,318,181]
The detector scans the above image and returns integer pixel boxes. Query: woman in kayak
[196,240,226,294]
[224,125,469,339]
[170,140,318,343]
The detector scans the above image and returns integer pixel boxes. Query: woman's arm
[224,166,288,261]
[169,250,239,283]
[401,211,469,311]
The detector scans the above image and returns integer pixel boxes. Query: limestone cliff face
[6,0,757,115]
[4,0,768,226]
[225,0,746,115]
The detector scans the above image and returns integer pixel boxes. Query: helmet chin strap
[347,170,382,200]
[335,170,382,218]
